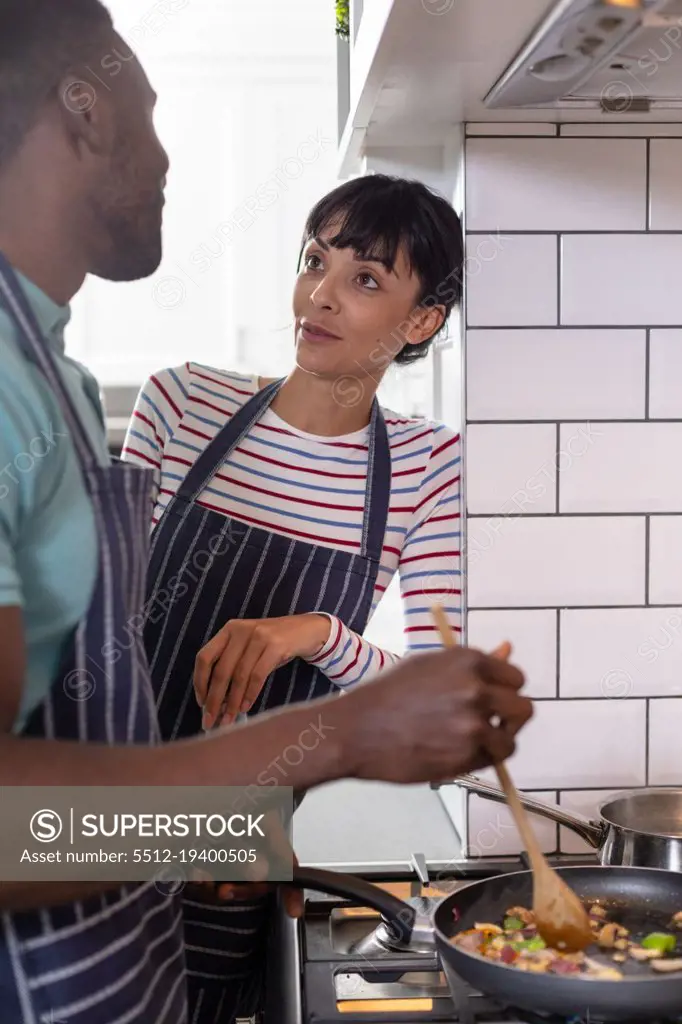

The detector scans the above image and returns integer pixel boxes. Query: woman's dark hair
[300,174,464,365]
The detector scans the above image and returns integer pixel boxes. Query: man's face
[86,44,169,282]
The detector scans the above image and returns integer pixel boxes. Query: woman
[122,173,464,1022]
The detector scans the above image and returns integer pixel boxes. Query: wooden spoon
[430,605,593,953]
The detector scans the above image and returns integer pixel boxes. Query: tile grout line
[495,695,660,702]
[467,324,682,330]
[645,328,651,420]
[466,229,682,236]
[555,608,560,700]
[468,512,666,518]
[555,783,653,792]
[556,234,561,326]
[471,605,682,611]
[468,419,682,424]
[461,134,470,644]
[645,699,650,786]
[466,126,682,139]
[554,422,560,513]
[645,515,650,607]
[645,138,651,231]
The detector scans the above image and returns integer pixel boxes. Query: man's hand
[339,644,533,784]
[195,615,331,729]
[0,607,25,732]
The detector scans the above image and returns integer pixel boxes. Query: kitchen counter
[291,779,596,876]
[292,779,463,872]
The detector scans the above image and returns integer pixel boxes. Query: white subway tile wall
[467,609,557,700]
[558,422,682,513]
[467,516,645,608]
[503,699,646,790]
[463,125,682,854]
[466,123,559,136]
[466,138,646,232]
[649,330,682,418]
[560,608,682,699]
[557,124,682,137]
[465,234,558,327]
[649,141,682,231]
[650,517,682,604]
[557,790,621,856]
[562,234,682,326]
[648,699,682,785]
[466,424,556,515]
[467,791,559,857]
[466,329,646,421]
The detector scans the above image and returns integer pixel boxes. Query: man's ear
[56,71,116,158]
[402,303,446,348]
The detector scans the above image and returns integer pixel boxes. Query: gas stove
[262,854,682,1024]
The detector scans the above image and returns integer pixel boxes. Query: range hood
[486,0,682,110]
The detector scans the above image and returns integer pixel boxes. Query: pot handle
[291,866,416,944]
[454,774,604,848]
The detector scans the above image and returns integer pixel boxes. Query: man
[0,2,533,1022]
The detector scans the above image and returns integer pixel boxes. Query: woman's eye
[305,253,323,271]
[357,272,378,290]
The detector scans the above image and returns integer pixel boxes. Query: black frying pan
[293,865,682,1022]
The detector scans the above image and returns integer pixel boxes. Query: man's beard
[94,205,162,282]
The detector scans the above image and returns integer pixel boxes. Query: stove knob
[410,851,430,886]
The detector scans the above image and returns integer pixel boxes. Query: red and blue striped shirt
[122,363,461,686]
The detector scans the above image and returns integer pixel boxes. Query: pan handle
[454,774,605,848]
[291,866,416,944]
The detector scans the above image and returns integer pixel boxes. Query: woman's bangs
[304,191,414,273]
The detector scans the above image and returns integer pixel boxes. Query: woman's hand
[195,614,332,729]
[184,878,303,919]
[184,813,303,919]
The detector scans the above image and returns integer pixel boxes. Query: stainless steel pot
[456,774,682,871]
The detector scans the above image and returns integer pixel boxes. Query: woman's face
[292,226,442,385]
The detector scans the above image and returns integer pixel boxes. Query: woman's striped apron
[142,378,390,1022]
[0,253,188,1024]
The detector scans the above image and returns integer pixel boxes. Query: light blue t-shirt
[0,270,110,732]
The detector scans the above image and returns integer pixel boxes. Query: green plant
[336,0,349,39]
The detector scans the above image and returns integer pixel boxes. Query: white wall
[462,121,682,856]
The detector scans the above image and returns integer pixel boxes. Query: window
[66,0,341,384]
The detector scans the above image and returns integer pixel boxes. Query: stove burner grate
[508,1014,682,1024]
[445,960,682,1024]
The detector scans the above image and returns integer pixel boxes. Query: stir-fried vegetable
[452,902,682,980]
[642,932,677,953]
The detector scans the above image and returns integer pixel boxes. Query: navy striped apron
[142,379,390,1022]
[0,254,187,1024]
